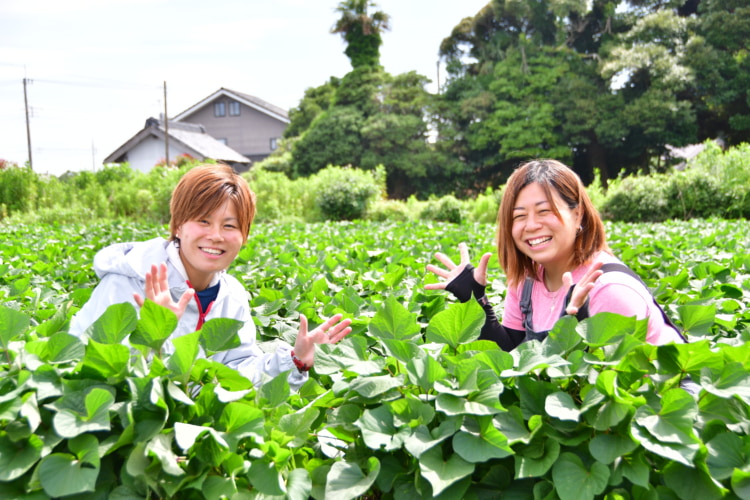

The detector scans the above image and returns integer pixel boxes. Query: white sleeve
[211,316,308,390]
[69,274,141,337]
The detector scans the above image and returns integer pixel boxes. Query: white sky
[0,0,489,176]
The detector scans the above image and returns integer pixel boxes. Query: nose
[208,223,224,241]
[525,213,542,231]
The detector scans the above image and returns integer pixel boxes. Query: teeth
[202,248,222,255]
[528,237,551,246]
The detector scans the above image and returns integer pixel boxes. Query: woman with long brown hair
[426,159,684,351]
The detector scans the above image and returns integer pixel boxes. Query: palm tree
[331,0,391,68]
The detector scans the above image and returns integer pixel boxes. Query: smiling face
[176,201,243,291]
[510,182,581,286]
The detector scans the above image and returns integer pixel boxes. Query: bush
[311,165,383,221]
[366,199,413,221]
[600,173,672,222]
[243,167,309,223]
[419,195,464,224]
[465,186,501,224]
[0,163,37,215]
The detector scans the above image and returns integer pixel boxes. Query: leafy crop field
[1,219,750,499]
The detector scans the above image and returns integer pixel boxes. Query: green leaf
[370,295,421,341]
[38,452,99,497]
[426,299,485,349]
[589,433,638,465]
[406,354,448,392]
[551,452,609,500]
[452,417,513,463]
[53,387,114,438]
[355,404,410,451]
[198,317,243,354]
[130,300,178,351]
[515,438,560,478]
[0,306,29,349]
[381,338,421,364]
[732,468,750,500]
[578,312,637,347]
[663,461,724,500]
[257,370,290,408]
[349,374,405,398]
[403,418,461,458]
[82,338,129,379]
[700,363,750,405]
[677,304,715,336]
[0,433,43,481]
[47,332,85,363]
[167,330,200,376]
[705,432,747,480]
[87,302,138,344]
[418,445,474,496]
[287,468,312,500]
[545,392,580,422]
[219,402,264,438]
[248,458,285,495]
[147,433,184,476]
[325,456,380,499]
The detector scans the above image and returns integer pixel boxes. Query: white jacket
[69,237,306,388]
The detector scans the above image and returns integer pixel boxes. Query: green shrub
[311,165,383,221]
[600,173,672,222]
[419,195,464,223]
[366,199,413,221]
[465,187,501,224]
[244,167,308,223]
[0,163,37,215]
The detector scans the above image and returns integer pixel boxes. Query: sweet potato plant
[0,219,749,499]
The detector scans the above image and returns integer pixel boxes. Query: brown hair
[497,159,609,287]
[169,163,256,243]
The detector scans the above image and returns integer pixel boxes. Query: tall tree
[331,0,391,69]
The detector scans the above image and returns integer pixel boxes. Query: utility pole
[23,78,33,170]
[163,80,169,166]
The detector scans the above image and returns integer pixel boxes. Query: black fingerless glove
[445,264,487,303]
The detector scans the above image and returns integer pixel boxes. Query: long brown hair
[497,159,609,287]
[169,163,256,243]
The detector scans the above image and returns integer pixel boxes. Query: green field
[1,219,750,499]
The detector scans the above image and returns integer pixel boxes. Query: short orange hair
[497,159,609,287]
[169,163,256,243]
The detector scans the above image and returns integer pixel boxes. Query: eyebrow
[513,200,550,211]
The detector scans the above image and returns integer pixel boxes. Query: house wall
[182,97,287,161]
[125,136,192,173]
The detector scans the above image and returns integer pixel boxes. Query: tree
[331,0,391,69]
[284,77,340,139]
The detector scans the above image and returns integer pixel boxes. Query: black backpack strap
[564,263,687,342]
[519,277,535,338]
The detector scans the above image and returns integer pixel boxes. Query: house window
[270,137,279,151]
[214,102,226,117]
[229,101,240,116]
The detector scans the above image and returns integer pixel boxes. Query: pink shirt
[502,251,684,345]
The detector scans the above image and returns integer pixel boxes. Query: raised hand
[425,242,491,290]
[133,263,195,319]
[292,313,353,368]
[563,261,604,316]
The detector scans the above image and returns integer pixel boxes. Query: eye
[513,213,526,221]
[224,224,237,230]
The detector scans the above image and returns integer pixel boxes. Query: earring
[577,225,583,234]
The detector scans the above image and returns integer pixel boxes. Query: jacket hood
[93,238,173,280]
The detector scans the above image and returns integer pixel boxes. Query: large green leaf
[0,306,29,349]
[406,354,448,392]
[325,456,380,500]
[349,374,405,398]
[418,445,474,496]
[589,433,638,465]
[52,387,114,438]
[87,302,138,345]
[198,317,243,354]
[369,295,421,341]
[663,461,725,500]
[515,438,560,478]
[166,330,200,376]
[551,452,609,500]
[677,304,716,336]
[82,338,129,379]
[425,299,485,349]
[0,433,43,481]
[38,434,100,497]
[355,404,410,451]
[452,416,513,462]
[130,300,178,351]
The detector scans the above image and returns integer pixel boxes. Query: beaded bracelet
[290,351,309,373]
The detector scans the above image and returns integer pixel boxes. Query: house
[103,118,251,173]
[173,88,290,162]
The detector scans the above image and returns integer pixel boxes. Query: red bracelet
[291,351,309,373]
